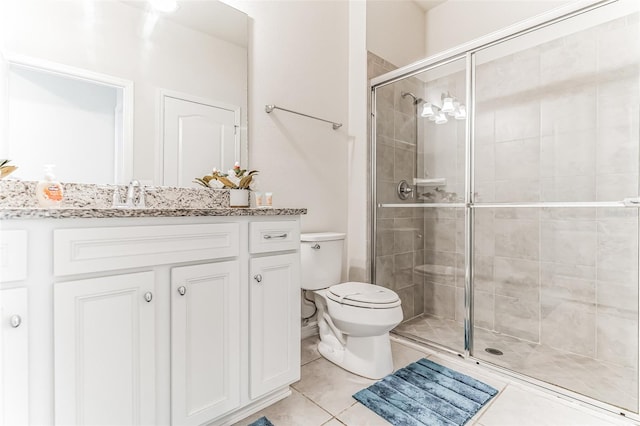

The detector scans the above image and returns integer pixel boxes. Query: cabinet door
[0,288,28,426]
[54,271,155,426]
[249,253,300,399]
[171,261,240,426]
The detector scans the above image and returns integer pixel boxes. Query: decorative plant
[0,159,17,179]
[194,162,258,190]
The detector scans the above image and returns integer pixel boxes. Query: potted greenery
[194,163,258,207]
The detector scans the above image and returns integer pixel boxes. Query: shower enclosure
[371,0,640,417]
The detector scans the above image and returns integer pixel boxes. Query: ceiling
[413,0,448,12]
[121,0,247,47]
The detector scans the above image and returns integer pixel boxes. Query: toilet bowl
[301,233,403,379]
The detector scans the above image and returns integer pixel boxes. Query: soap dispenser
[36,165,64,207]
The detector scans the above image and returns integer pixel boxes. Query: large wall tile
[596,173,639,201]
[540,261,596,304]
[424,281,456,320]
[541,296,596,357]
[473,289,495,330]
[394,145,415,183]
[494,138,540,180]
[540,27,597,86]
[424,218,457,253]
[597,219,638,272]
[376,143,395,181]
[494,218,540,260]
[597,306,638,368]
[495,295,540,342]
[540,219,597,266]
[540,175,595,202]
[394,111,416,145]
[494,178,540,202]
[397,285,416,321]
[596,125,638,175]
[540,86,596,136]
[597,14,640,72]
[494,101,540,142]
[394,252,414,290]
[473,254,495,293]
[375,255,394,289]
[494,257,540,301]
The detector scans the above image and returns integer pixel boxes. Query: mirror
[0,0,248,186]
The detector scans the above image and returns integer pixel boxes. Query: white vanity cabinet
[0,214,302,426]
[171,261,241,426]
[248,221,301,400]
[53,272,156,426]
[0,287,29,426]
[0,230,29,426]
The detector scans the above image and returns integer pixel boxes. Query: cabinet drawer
[249,221,300,254]
[54,223,239,276]
[0,230,28,282]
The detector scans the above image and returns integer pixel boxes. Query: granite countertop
[0,180,306,219]
[0,207,307,220]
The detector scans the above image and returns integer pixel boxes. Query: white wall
[225,0,350,238]
[367,0,426,68]
[2,0,247,184]
[8,66,118,183]
[348,1,369,282]
[424,0,572,57]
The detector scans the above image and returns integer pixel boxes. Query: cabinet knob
[178,286,187,296]
[10,315,22,328]
[254,274,263,283]
[144,292,153,303]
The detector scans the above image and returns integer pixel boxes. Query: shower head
[401,91,423,105]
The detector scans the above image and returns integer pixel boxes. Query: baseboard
[301,321,318,339]
[213,387,291,426]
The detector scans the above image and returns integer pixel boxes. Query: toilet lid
[327,282,400,308]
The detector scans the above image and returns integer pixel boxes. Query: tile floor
[395,314,638,411]
[237,335,638,426]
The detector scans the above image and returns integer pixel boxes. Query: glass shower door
[373,57,468,354]
[471,1,640,412]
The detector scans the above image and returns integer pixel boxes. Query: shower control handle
[397,180,414,200]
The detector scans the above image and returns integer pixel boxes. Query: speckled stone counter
[0,207,306,220]
[0,180,306,219]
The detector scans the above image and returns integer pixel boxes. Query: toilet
[301,232,403,379]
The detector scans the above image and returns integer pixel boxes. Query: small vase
[229,189,249,208]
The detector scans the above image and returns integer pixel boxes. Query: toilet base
[317,333,394,380]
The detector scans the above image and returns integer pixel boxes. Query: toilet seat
[327,282,401,309]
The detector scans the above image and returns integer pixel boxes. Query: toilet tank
[300,232,346,290]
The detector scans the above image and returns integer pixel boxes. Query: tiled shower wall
[370,52,426,321]
[419,13,639,368]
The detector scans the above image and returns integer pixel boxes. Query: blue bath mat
[248,416,274,426]
[353,358,498,426]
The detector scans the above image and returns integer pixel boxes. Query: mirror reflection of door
[4,61,131,184]
[161,94,239,188]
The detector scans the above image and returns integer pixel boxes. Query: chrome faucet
[126,180,140,206]
[112,180,146,208]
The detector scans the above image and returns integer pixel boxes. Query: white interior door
[162,95,239,187]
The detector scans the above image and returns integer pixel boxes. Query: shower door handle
[623,197,640,207]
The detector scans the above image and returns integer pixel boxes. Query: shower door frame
[370,0,640,419]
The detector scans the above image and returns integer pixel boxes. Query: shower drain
[484,347,504,356]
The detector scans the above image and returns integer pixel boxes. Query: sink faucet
[126,180,140,206]
[113,180,146,208]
